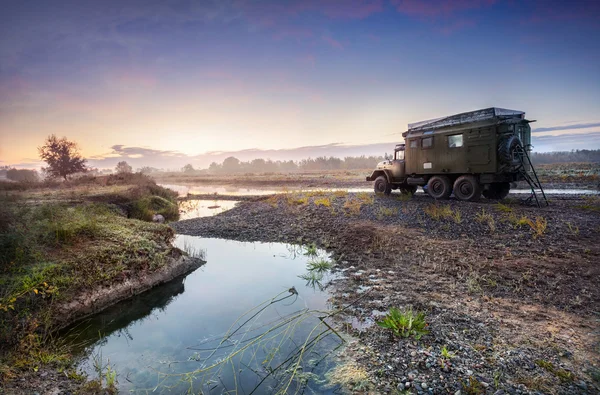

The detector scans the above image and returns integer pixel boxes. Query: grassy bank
[0,174,183,387]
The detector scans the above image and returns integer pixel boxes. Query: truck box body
[402,108,530,177]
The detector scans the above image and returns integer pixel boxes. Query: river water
[162,183,599,198]
[61,237,342,394]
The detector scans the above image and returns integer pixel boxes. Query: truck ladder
[517,146,548,207]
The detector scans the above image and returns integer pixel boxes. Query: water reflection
[178,199,239,219]
[63,237,343,394]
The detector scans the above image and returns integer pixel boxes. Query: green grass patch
[376,307,429,339]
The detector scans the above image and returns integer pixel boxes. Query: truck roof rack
[407,107,525,133]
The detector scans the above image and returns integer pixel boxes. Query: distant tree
[6,168,39,183]
[182,164,195,173]
[38,135,87,180]
[222,157,241,173]
[138,166,158,174]
[208,162,221,173]
[115,161,133,174]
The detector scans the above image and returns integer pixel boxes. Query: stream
[61,237,343,394]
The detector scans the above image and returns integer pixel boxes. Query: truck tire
[483,182,510,200]
[374,175,392,196]
[498,135,523,166]
[453,175,481,201]
[400,185,418,195]
[427,176,452,200]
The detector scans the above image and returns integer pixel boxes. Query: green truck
[367,107,540,202]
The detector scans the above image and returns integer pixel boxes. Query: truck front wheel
[374,176,392,196]
[453,175,482,201]
[427,176,452,200]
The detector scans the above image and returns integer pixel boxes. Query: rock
[493,390,505,395]
[153,214,165,223]
[577,380,587,390]
[421,382,428,389]
[405,382,411,389]
[408,373,416,381]
[454,391,461,395]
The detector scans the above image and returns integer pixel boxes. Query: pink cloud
[439,18,476,35]
[323,35,344,50]
[391,0,496,18]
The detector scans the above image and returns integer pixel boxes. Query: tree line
[529,149,600,164]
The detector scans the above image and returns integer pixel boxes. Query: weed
[467,272,482,294]
[304,243,318,257]
[333,190,348,198]
[441,345,456,359]
[507,213,530,228]
[395,193,412,202]
[342,199,362,216]
[535,359,576,382]
[305,189,327,197]
[423,203,459,222]
[566,222,579,235]
[376,307,429,339]
[495,202,513,213]
[307,259,333,273]
[356,192,374,205]
[462,376,485,395]
[286,195,308,206]
[314,197,332,207]
[376,206,399,220]
[475,209,495,232]
[525,216,547,238]
[326,361,372,392]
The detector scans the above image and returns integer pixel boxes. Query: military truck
[366,107,541,202]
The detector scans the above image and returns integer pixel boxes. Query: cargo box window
[448,134,463,148]
[409,139,417,148]
[421,137,433,149]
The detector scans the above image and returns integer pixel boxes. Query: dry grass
[423,203,462,223]
[356,192,374,205]
[314,196,332,207]
[475,209,496,232]
[343,199,362,216]
[326,361,372,392]
[376,206,399,220]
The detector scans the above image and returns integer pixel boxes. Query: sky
[1,0,599,170]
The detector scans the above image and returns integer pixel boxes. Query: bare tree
[38,135,87,180]
[182,164,195,173]
[115,161,133,174]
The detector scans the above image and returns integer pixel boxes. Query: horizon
[2,0,600,169]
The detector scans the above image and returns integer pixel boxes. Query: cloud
[322,35,344,50]
[532,122,600,133]
[531,132,600,152]
[391,0,496,18]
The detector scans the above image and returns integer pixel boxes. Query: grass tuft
[376,307,429,339]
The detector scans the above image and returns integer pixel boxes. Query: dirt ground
[173,191,600,394]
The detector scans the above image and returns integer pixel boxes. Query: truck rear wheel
[483,182,510,200]
[427,176,452,200]
[453,175,481,201]
[374,175,392,196]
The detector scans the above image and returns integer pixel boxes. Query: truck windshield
[395,150,404,160]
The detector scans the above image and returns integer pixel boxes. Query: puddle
[61,237,342,394]
[178,199,239,220]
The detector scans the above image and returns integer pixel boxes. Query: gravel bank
[173,192,600,394]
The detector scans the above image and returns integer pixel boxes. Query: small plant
[566,222,579,235]
[304,243,318,257]
[376,307,429,339]
[535,359,576,383]
[377,206,399,219]
[307,258,333,273]
[356,192,374,205]
[423,203,457,221]
[475,209,495,232]
[314,197,332,207]
[525,216,547,238]
[441,345,456,359]
[462,376,485,395]
[495,202,513,213]
[342,199,362,216]
[333,190,348,198]
[507,213,530,228]
[286,194,308,206]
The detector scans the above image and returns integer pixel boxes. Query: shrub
[377,307,429,339]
